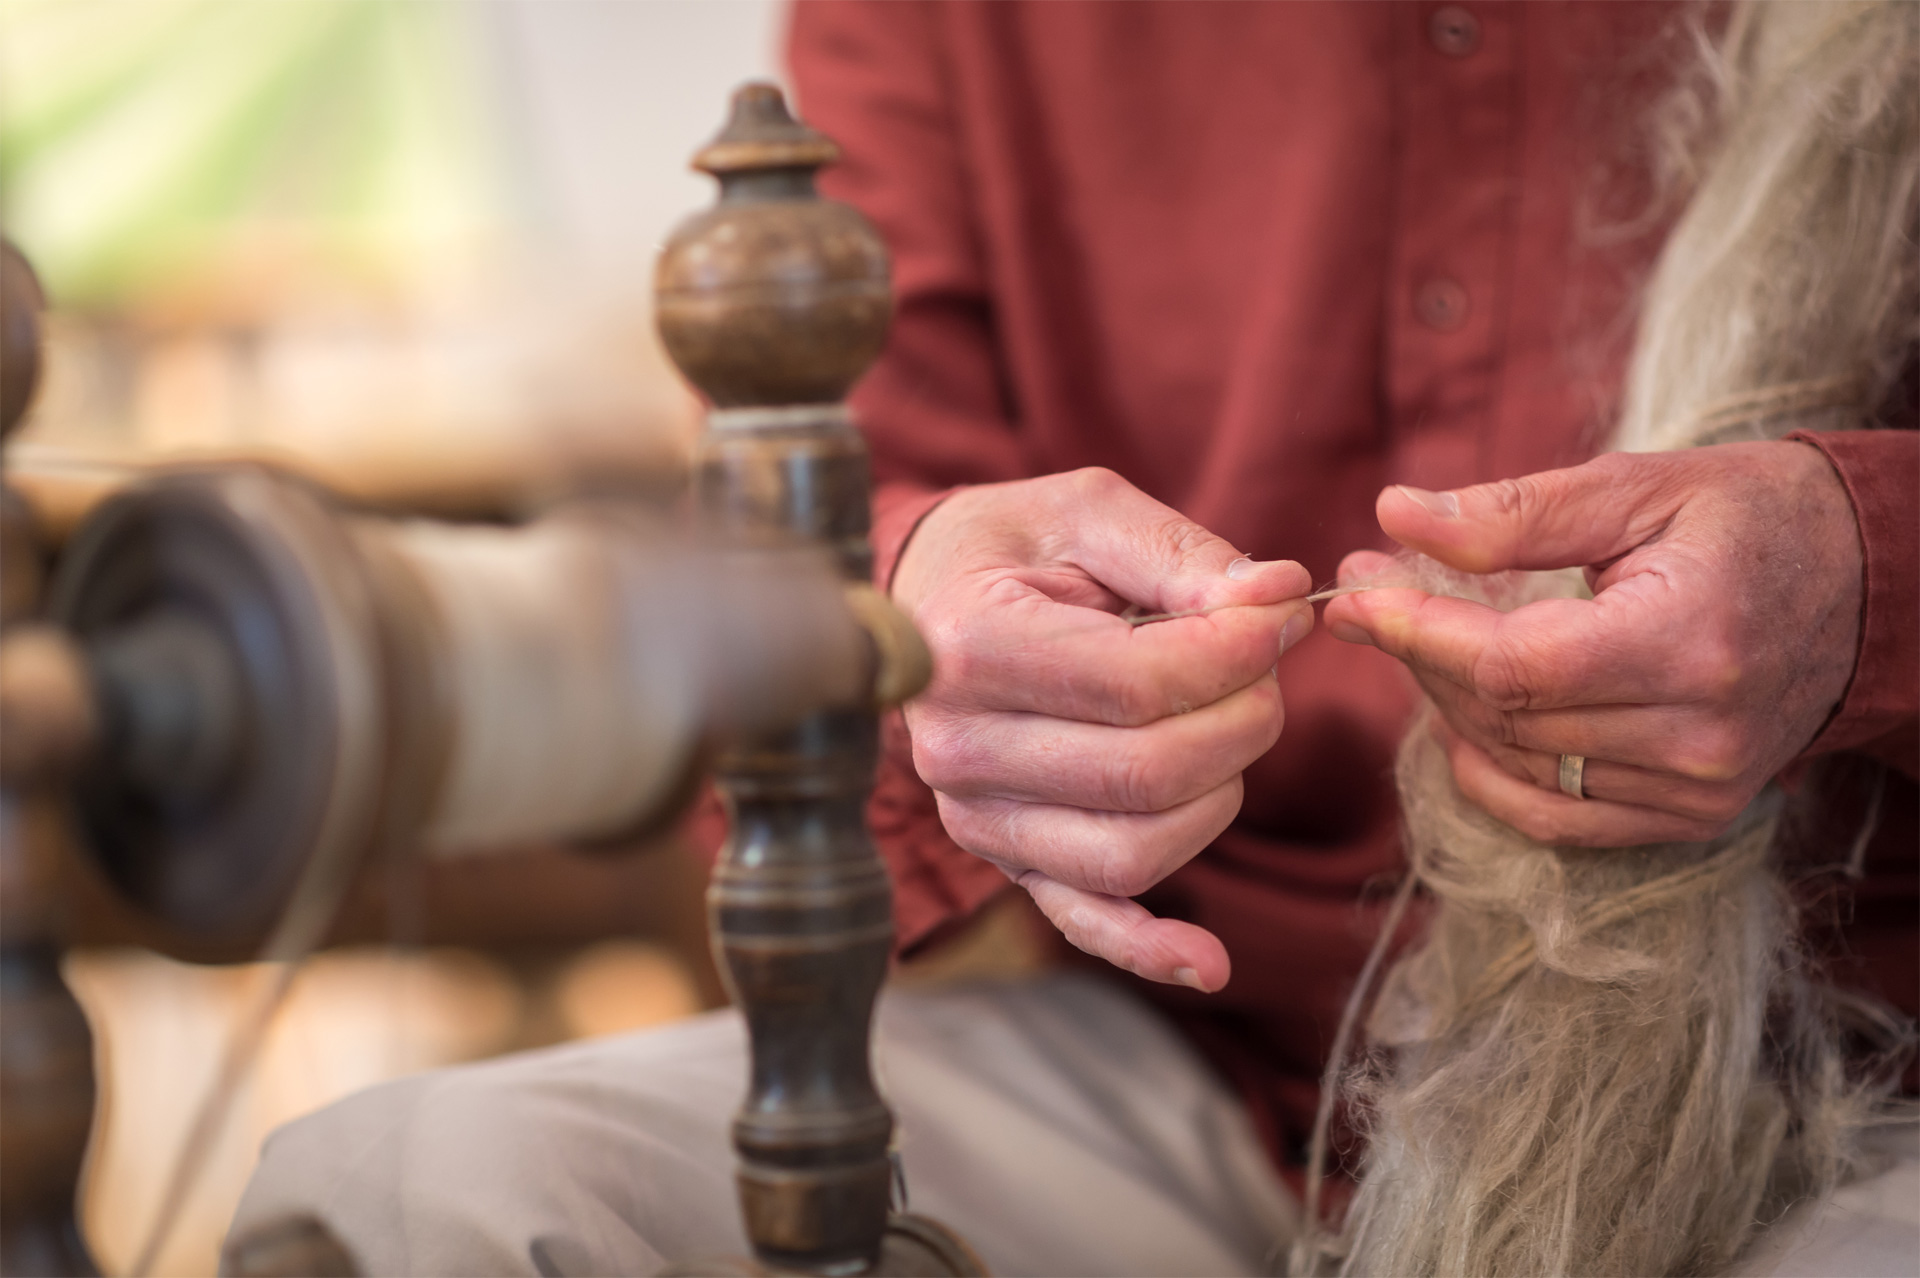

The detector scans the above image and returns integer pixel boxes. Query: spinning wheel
[0,82,982,1278]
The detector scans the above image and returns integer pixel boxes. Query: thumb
[1063,470,1310,610]
[1375,453,1688,574]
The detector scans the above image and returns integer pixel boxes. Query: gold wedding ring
[1558,753,1587,800]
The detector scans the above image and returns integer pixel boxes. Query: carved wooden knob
[655,83,891,407]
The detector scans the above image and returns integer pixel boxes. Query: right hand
[892,468,1313,992]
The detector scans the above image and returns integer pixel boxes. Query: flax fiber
[1301,5,1920,1275]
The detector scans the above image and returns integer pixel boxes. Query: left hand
[1323,440,1864,847]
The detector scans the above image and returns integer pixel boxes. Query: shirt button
[1415,278,1469,331]
[1429,6,1481,57]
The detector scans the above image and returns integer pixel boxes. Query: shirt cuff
[872,481,960,592]
[1787,429,1919,773]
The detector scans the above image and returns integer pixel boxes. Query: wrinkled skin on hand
[892,468,1313,991]
[1325,440,1864,847]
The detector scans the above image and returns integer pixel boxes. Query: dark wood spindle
[655,85,983,1277]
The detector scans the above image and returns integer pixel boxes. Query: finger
[934,775,1243,900]
[1460,732,1757,826]
[1414,674,1747,781]
[1323,579,1703,709]
[1374,452,1690,575]
[913,673,1283,812]
[1336,548,1397,587]
[1047,468,1314,612]
[1442,727,1732,847]
[932,593,1311,725]
[1017,870,1231,991]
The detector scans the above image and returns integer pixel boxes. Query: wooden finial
[655,84,890,408]
[692,82,839,181]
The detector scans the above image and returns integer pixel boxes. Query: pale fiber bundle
[1319,4,1919,1276]
[1334,731,1842,1278]
[1618,0,1919,452]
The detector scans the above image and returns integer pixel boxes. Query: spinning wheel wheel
[50,471,390,941]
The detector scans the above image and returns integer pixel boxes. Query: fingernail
[1279,607,1312,654]
[1173,966,1207,991]
[1329,620,1374,647]
[1225,556,1257,580]
[1396,485,1459,519]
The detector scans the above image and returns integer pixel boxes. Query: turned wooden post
[0,238,101,1278]
[657,84,899,1273]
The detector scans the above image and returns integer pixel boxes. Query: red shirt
[782,0,1920,1172]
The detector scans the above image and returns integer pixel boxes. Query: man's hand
[1324,441,1863,847]
[893,468,1313,991]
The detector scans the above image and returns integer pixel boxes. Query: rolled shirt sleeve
[1790,428,1919,778]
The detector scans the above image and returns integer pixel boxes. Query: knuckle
[1669,780,1755,826]
[1153,515,1220,570]
[1094,845,1161,899]
[1093,667,1162,726]
[918,603,992,674]
[1488,706,1521,749]
[1478,476,1535,520]
[1507,804,1570,845]
[924,622,977,684]
[907,717,982,792]
[979,572,1038,610]
[1673,723,1750,782]
[1685,633,1747,700]
[932,795,992,851]
[1472,472,1563,534]
[1492,749,1539,786]
[908,741,957,793]
[1257,680,1287,744]
[1108,742,1190,814]
[1470,637,1544,712]
[1065,466,1128,502]
[1456,772,1569,845]
[1108,750,1163,814]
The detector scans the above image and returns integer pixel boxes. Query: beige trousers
[228,972,1917,1277]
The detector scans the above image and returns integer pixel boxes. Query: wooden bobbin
[657,84,983,1278]
[43,466,905,943]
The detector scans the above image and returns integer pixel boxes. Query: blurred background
[1,2,784,1272]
